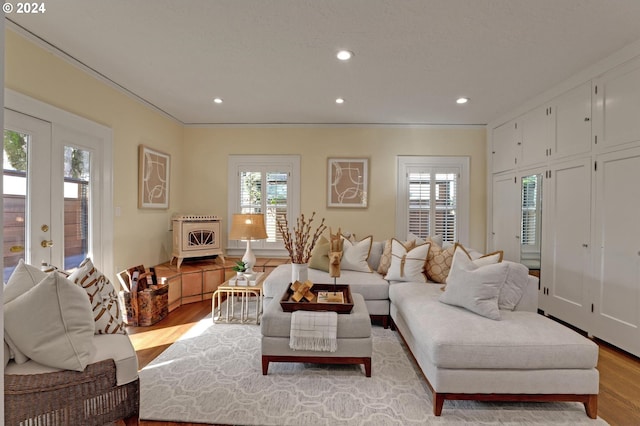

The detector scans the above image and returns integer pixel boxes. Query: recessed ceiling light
[456,97,469,104]
[336,50,353,61]
[213,97,223,104]
[336,98,345,104]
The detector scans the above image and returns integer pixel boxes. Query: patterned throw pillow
[68,258,127,335]
[377,238,416,275]
[425,243,456,283]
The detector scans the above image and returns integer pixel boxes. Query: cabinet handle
[582,244,589,248]
[584,117,590,122]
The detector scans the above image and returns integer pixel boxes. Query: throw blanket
[290,310,338,352]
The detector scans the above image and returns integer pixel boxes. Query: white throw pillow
[68,258,127,335]
[4,272,95,371]
[3,260,48,363]
[409,232,443,248]
[446,244,503,284]
[439,253,509,320]
[4,259,47,303]
[499,261,530,310]
[384,239,430,282]
[340,236,373,272]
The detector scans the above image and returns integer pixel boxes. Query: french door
[3,109,98,280]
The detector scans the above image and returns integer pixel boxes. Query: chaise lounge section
[390,281,599,418]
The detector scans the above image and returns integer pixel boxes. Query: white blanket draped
[289,310,338,352]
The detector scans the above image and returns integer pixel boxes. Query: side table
[212,272,267,324]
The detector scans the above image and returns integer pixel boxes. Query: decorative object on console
[138,144,170,209]
[290,280,315,302]
[232,260,247,281]
[229,213,268,275]
[280,284,354,313]
[329,227,343,293]
[327,157,369,208]
[171,214,224,269]
[277,212,327,283]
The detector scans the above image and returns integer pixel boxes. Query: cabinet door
[541,157,591,329]
[492,120,519,173]
[520,105,552,167]
[491,173,520,261]
[592,147,640,357]
[554,81,592,159]
[595,58,640,151]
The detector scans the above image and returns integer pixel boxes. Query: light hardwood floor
[127,300,640,426]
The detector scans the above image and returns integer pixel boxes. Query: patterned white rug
[139,315,606,425]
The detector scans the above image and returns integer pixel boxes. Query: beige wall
[183,126,487,250]
[5,29,184,275]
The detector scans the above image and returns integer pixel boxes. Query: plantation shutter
[521,176,539,246]
[434,172,458,243]
[408,172,431,240]
[407,168,459,243]
[239,169,289,243]
[265,172,288,243]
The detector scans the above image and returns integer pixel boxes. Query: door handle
[41,240,54,248]
[9,245,24,253]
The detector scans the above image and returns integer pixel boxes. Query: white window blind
[408,170,458,242]
[521,175,540,246]
[238,170,289,243]
[397,156,469,245]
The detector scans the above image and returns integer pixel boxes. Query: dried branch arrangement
[277,212,327,264]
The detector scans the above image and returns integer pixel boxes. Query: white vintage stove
[171,214,225,269]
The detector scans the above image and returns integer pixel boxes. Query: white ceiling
[7,0,640,125]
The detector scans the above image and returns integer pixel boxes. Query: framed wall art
[327,157,368,208]
[138,145,170,209]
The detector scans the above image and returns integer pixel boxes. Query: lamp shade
[229,213,268,241]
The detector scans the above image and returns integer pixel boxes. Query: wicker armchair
[5,359,139,425]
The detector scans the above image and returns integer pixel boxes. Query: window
[521,174,542,248]
[397,156,469,244]
[228,155,300,255]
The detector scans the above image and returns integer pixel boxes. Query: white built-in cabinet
[592,147,640,356]
[520,105,553,167]
[539,157,592,329]
[491,173,520,262]
[490,55,640,357]
[554,81,592,158]
[492,120,519,173]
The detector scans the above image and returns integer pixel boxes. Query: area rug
[139,315,606,425]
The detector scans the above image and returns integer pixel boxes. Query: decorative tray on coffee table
[280,284,354,314]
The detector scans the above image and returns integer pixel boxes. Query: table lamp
[229,213,268,275]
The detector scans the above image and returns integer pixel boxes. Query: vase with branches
[277,212,327,282]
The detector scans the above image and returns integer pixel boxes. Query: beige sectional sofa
[262,238,599,418]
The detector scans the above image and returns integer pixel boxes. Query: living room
[3,2,640,425]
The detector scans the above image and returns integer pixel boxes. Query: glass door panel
[63,146,91,270]
[3,110,52,281]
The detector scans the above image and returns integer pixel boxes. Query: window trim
[396,156,469,244]
[227,155,300,257]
